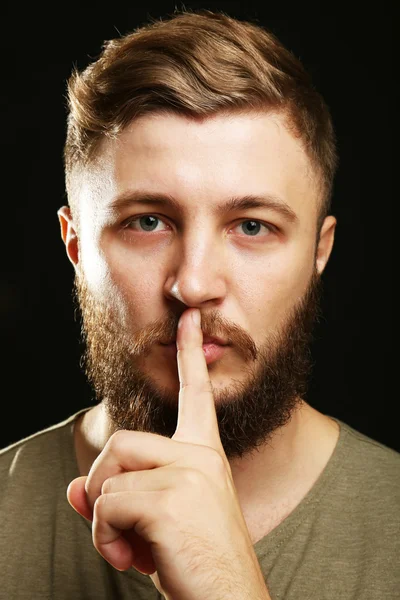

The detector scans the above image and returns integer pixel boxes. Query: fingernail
[191,309,201,326]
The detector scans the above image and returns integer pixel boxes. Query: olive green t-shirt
[1,408,399,600]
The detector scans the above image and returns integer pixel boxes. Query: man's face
[65,111,333,461]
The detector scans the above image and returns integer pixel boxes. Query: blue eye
[124,215,275,237]
[239,220,264,236]
[134,215,163,232]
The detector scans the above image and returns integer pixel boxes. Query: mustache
[72,268,322,369]
[73,292,258,363]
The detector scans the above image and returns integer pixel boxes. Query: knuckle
[180,380,213,395]
[101,477,113,494]
[108,429,127,453]
[159,489,179,526]
[181,467,204,487]
[189,445,227,476]
[207,448,227,476]
[93,493,108,518]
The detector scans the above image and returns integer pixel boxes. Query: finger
[101,465,201,496]
[101,465,174,495]
[67,476,93,521]
[173,308,224,453]
[84,430,187,510]
[92,491,159,572]
[68,478,156,574]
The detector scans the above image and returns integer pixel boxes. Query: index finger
[172,308,224,454]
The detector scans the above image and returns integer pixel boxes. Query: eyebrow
[108,190,298,224]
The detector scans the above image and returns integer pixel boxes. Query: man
[1,8,398,600]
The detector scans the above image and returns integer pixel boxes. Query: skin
[59,110,340,597]
[68,309,273,599]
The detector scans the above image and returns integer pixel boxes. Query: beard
[73,269,323,461]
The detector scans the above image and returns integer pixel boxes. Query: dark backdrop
[1,2,395,451]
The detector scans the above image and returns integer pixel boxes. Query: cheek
[98,247,162,324]
[79,230,137,315]
[79,239,110,294]
[106,245,157,296]
[244,252,314,325]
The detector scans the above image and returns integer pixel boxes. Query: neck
[228,402,339,515]
[73,400,339,517]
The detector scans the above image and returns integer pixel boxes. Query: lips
[161,339,228,365]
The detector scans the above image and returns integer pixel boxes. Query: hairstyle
[64,8,338,234]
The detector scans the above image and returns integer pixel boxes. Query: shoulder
[331,417,400,513]
[0,408,91,483]
[337,418,400,473]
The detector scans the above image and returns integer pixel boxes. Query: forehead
[82,111,319,222]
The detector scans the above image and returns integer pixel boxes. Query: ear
[316,215,337,275]
[57,206,79,268]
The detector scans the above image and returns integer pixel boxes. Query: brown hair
[64,8,338,233]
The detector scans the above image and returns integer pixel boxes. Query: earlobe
[316,215,337,275]
[57,206,79,267]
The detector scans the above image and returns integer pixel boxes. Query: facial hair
[73,269,323,461]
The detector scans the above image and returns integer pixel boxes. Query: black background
[1,2,395,451]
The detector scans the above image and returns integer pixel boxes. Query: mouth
[161,340,229,365]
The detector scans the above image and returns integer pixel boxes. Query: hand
[67,308,271,600]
